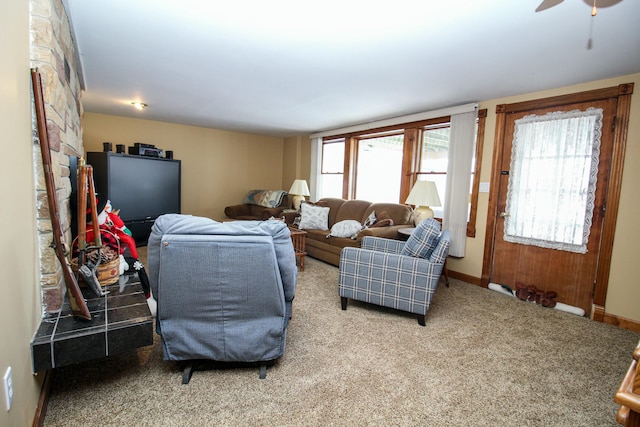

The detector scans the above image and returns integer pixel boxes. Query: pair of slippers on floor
[515,282,558,308]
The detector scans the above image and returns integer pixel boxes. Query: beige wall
[83,114,285,221]
[282,135,312,196]
[447,73,640,323]
[1,1,45,426]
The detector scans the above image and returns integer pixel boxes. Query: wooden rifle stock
[77,158,88,265]
[31,68,91,320]
[86,165,102,247]
[76,161,101,266]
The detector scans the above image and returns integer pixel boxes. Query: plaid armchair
[338,218,450,326]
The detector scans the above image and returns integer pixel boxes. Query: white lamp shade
[405,180,441,208]
[288,179,310,196]
[289,179,310,211]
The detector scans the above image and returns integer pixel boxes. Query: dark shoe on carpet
[541,291,558,308]
[516,282,528,301]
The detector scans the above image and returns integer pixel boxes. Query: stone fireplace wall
[31,0,84,314]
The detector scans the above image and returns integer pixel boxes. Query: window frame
[320,109,486,238]
[319,138,346,199]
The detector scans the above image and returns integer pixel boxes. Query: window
[418,124,450,218]
[320,138,344,198]
[504,108,603,253]
[355,132,404,203]
[318,110,486,237]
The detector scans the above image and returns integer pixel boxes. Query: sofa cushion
[401,218,441,259]
[242,190,287,208]
[335,200,372,225]
[327,220,363,239]
[299,203,330,230]
[316,198,347,227]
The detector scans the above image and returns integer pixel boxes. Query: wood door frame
[481,83,634,320]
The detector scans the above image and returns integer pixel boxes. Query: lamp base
[412,206,434,226]
[292,195,306,211]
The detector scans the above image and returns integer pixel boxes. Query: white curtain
[309,137,322,201]
[504,108,603,253]
[443,110,477,257]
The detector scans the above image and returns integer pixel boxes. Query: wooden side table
[288,226,307,271]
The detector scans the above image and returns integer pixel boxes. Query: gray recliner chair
[147,214,297,383]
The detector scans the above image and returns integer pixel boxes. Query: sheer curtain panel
[504,108,603,253]
[310,137,322,201]
[443,110,477,257]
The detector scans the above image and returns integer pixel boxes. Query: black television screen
[106,155,181,222]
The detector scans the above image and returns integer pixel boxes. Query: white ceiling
[65,0,640,137]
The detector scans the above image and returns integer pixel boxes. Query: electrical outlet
[3,366,13,411]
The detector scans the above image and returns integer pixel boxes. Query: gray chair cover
[147,214,297,368]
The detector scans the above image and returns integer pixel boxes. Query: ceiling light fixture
[591,0,597,16]
[131,102,148,110]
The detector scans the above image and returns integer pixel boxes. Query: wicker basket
[71,231,121,287]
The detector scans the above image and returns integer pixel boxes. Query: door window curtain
[504,108,603,254]
[442,110,477,257]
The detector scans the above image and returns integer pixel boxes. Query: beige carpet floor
[44,256,639,426]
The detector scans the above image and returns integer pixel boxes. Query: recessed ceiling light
[131,102,148,110]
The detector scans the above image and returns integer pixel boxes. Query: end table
[288,226,307,271]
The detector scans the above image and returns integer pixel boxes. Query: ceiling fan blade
[535,0,564,12]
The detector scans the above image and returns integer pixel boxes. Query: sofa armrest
[361,236,404,254]
[224,203,252,218]
[259,207,288,220]
[340,246,444,280]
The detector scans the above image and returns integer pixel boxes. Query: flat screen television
[87,152,181,244]
[104,155,181,222]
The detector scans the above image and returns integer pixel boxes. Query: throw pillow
[401,218,441,259]
[326,220,363,239]
[298,203,330,230]
[242,190,287,208]
[363,210,377,227]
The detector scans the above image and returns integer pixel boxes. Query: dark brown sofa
[224,194,290,221]
[298,198,413,266]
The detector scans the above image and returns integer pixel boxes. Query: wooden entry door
[483,84,634,317]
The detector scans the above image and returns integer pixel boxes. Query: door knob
[499,212,510,218]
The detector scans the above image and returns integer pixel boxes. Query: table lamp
[289,179,310,211]
[405,180,441,225]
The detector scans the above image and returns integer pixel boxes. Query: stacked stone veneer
[30,0,84,314]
